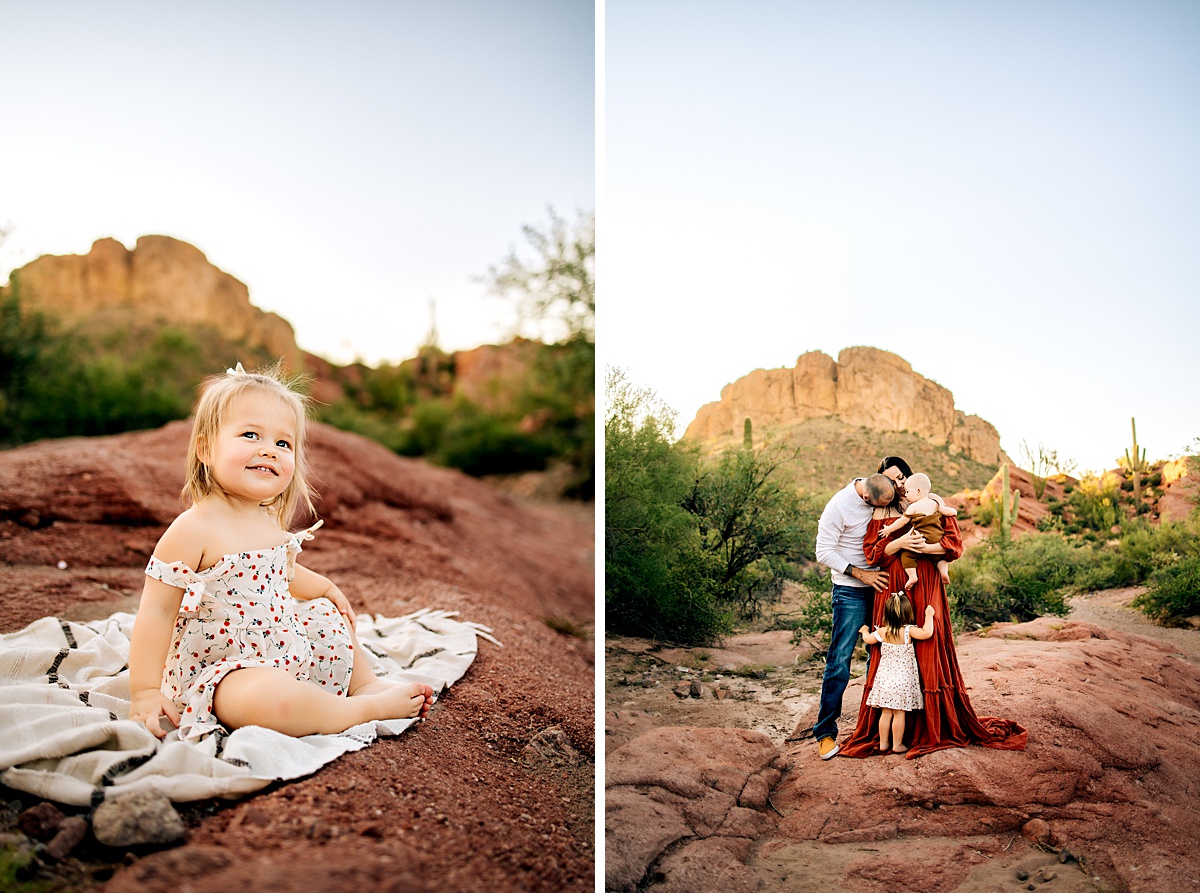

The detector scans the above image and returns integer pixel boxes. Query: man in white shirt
[810,472,924,760]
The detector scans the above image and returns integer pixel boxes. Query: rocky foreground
[0,421,595,892]
[606,614,1200,893]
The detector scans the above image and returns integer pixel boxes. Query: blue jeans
[812,584,874,743]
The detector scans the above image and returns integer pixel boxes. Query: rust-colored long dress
[838,513,1028,758]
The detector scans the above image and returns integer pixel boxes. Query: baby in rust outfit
[880,472,957,588]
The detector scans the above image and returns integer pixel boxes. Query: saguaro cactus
[1120,416,1147,506]
[743,417,753,451]
[995,463,1021,540]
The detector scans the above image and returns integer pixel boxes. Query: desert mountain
[1,235,305,370]
[1,235,543,411]
[686,347,1008,466]
[684,347,1010,493]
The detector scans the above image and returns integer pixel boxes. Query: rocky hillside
[2,235,545,415]
[0,420,595,891]
[685,348,1009,493]
[1,235,305,370]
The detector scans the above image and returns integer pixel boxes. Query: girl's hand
[129,690,181,739]
[858,625,870,635]
[324,585,358,630]
[925,605,935,617]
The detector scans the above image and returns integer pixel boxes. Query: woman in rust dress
[839,506,1027,758]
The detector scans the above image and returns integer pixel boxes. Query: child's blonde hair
[183,360,316,528]
[883,592,917,639]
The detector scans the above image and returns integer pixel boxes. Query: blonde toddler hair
[182,360,317,528]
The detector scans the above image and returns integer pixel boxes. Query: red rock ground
[605,588,1200,893]
[0,421,596,892]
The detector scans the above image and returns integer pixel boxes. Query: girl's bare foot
[354,680,435,720]
[893,744,909,754]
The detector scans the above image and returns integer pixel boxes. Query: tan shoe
[818,736,839,760]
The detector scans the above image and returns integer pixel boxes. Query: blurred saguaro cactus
[995,463,1021,541]
[743,417,753,451]
[1119,416,1148,506]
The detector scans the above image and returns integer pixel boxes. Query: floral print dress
[864,625,924,712]
[144,522,353,742]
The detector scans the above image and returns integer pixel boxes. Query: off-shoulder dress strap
[145,555,209,613]
[285,518,324,576]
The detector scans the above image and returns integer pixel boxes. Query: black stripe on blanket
[102,754,153,785]
[46,649,70,683]
[59,620,77,649]
[211,729,250,768]
[400,647,445,669]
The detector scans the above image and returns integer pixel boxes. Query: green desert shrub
[949,533,1077,627]
[1132,555,1200,625]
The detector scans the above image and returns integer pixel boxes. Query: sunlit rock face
[685,346,1008,467]
[3,235,304,370]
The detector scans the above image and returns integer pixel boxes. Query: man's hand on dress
[849,566,889,592]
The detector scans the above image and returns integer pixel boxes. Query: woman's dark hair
[877,456,912,509]
[877,456,913,478]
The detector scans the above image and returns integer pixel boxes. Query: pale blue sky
[1,0,594,365]
[603,0,1200,476]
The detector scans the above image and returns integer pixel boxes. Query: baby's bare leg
[343,619,434,718]
[937,559,950,583]
[904,566,918,590]
[214,667,427,736]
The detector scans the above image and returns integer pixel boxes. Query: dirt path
[1065,586,1200,662]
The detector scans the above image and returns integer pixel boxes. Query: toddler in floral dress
[859,593,935,754]
[128,362,434,742]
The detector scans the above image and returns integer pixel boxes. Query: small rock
[17,802,65,841]
[1038,867,1058,882]
[689,681,702,698]
[521,726,582,768]
[1016,869,1029,881]
[92,791,185,848]
[714,686,730,700]
[673,683,691,699]
[1058,849,1074,864]
[45,816,88,861]
[1021,818,1051,845]
[242,805,271,827]
[56,560,68,570]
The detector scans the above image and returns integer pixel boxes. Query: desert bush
[787,578,835,658]
[1075,516,1200,592]
[949,533,1077,627]
[605,368,732,644]
[1133,555,1200,625]
[433,405,556,476]
[683,439,818,618]
[1066,473,1122,532]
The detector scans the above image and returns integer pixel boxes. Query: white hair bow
[225,362,247,376]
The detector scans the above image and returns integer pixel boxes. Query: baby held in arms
[880,472,957,589]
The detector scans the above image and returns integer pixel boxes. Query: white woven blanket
[0,608,497,806]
